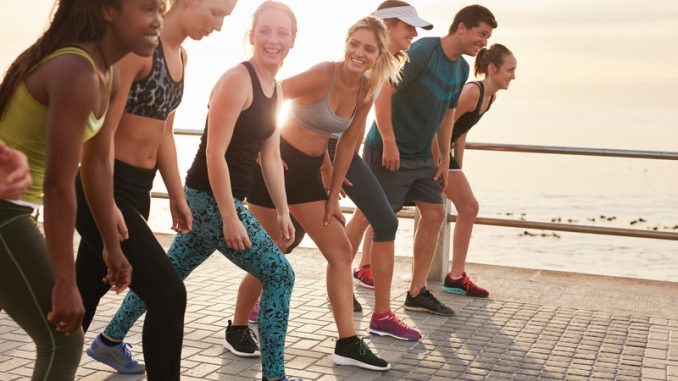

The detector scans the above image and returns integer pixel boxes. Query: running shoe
[331,336,390,371]
[223,320,261,357]
[443,272,489,298]
[85,334,145,374]
[368,312,422,341]
[403,287,455,316]
[249,300,259,324]
[353,294,363,312]
[352,264,375,289]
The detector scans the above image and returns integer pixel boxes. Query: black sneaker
[353,294,363,312]
[403,287,455,316]
[223,320,261,357]
[331,336,390,371]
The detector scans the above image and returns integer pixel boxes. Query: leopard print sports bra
[124,39,184,121]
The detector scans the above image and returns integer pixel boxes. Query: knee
[327,241,353,269]
[372,213,398,242]
[458,198,479,219]
[421,206,446,227]
[35,328,84,364]
[272,260,296,289]
[148,277,187,313]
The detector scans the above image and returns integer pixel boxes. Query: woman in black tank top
[440,44,516,298]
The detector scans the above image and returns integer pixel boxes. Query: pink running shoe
[368,312,422,341]
[352,265,374,289]
[249,300,259,324]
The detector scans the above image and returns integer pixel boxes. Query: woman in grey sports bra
[243,16,401,371]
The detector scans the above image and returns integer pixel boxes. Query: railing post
[426,199,452,282]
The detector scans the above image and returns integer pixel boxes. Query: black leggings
[327,138,398,242]
[75,160,186,381]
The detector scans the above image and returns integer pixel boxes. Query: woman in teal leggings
[91,2,299,380]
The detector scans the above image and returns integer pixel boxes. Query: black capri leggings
[75,160,186,381]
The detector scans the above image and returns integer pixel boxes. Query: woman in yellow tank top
[0,0,163,379]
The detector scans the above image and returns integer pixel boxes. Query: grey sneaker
[85,334,145,374]
[403,287,455,316]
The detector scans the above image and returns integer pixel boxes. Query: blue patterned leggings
[103,187,294,380]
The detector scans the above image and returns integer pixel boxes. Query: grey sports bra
[289,62,361,137]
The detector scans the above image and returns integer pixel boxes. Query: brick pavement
[1,245,677,380]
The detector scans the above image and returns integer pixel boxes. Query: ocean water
[2,1,677,281]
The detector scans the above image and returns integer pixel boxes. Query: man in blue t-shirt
[362,5,497,316]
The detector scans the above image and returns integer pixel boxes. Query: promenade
[1,234,677,380]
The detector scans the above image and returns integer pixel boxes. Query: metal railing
[165,131,678,280]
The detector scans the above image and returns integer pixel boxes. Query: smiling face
[344,28,381,74]
[250,7,295,68]
[104,0,164,57]
[185,0,237,40]
[460,21,493,57]
[489,53,517,90]
[386,19,417,53]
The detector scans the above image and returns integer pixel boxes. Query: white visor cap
[372,6,433,30]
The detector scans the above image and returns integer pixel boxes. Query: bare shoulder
[215,63,251,91]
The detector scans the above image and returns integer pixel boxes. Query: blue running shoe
[86,334,145,374]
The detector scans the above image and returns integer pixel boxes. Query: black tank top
[451,81,494,143]
[125,40,184,120]
[185,61,277,200]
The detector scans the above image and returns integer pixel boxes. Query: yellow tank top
[0,46,113,206]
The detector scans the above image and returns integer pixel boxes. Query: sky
[1,0,677,151]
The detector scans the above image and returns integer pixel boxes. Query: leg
[341,154,398,314]
[444,171,479,276]
[214,200,294,381]
[0,207,83,381]
[290,201,355,338]
[359,225,374,267]
[410,201,446,295]
[111,201,187,381]
[229,203,278,327]
[346,208,370,260]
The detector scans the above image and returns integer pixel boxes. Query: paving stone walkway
[1,244,677,380]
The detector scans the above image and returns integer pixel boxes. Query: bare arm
[157,111,192,233]
[205,67,251,251]
[259,125,294,248]
[448,84,480,170]
[42,57,100,335]
[325,95,371,225]
[433,108,455,188]
[79,64,133,294]
[373,83,400,171]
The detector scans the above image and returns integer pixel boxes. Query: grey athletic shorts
[363,146,443,212]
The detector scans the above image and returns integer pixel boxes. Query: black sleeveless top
[125,40,184,120]
[451,81,494,143]
[185,61,277,200]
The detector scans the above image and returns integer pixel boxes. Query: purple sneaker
[249,300,259,324]
[368,312,422,341]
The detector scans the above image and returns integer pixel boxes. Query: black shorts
[449,154,462,170]
[247,137,328,208]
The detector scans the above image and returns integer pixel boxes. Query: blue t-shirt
[365,37,469,159]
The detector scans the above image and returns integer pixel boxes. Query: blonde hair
[248,1,297,41]
[345,16,400,100]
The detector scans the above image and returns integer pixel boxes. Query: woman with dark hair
[440,43,516,298]
[0,0,162,379]
[74,0,237,376]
